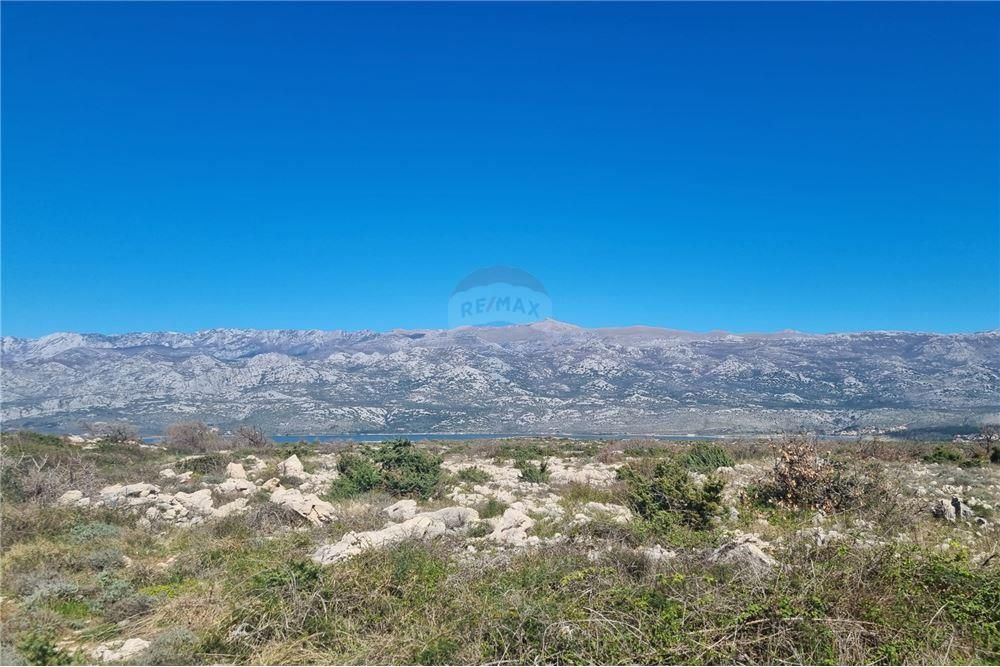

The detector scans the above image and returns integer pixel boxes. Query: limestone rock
[213,498,249,519]
[217,477,256,495]
[225,462,248,480]
[952,496,974,520]
[642,544,677,562]
[487,508,536,546]
[56,490,90,507]
[932,498,957,521]
[383,499,418,522]
[278,455,305,480]
[270,487,335,525]
[312,506,479,565]
[243,455,267,477]
[582,502,632,524]
[708,533,778,574]
[173,489,214,514]
[92,638,149,663]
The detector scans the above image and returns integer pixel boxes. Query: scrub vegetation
[2,430,998,665]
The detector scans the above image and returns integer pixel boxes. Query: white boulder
[92,638,149,663]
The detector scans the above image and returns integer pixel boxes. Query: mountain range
[2,320,997,436]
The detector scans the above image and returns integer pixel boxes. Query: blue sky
[2,2,998,337]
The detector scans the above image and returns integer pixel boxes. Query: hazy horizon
[5,317,1000,341]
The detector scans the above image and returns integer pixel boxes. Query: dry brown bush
[758,437,899,515]
[165,422,223,453]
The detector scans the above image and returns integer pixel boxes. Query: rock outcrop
[92,638,149,663]
[278,455,305,481]
[269,486,336,525]
[313,506,479,565]
[708,533,778,574]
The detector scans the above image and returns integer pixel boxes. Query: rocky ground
[2,432,998,665]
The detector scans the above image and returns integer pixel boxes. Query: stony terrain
[2,432,999,665]
[2,322,997,434]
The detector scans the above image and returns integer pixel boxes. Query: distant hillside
[2,321,997,435]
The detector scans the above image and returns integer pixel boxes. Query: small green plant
[175,453,229,475]
[279,440,314,459]
[15,633,72,666]
[467,521,492,538]
[253,559,323,590]
[477,498,508,519]
[618,458,724,529]
[682,443,735,473]
[456,466,491,484]
[923,445,965,464]
[412,637,459,665]
[516,459,550,484]
[67,521,121,543]
[85,548,127,571]
[990,446,1000,465]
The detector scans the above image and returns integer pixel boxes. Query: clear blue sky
[3,2,998,338]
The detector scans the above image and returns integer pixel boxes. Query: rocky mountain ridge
[2,321,997,435]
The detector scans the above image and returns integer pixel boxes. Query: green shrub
[682,444,734,473]
[278,441,315,460]
[253,560,323,590]
[374,439,444,499]
[68,521,121,543]
[325,452,383,499]
[22,577,80,607]
[516,459,550,484]
[618,459,724,530]
[325,440,444,501]
[456,466,490,484]
[15,633,71,666]
[467,521,492,538]
[175,453,229,475]
[923,445,966,464]
[85,548,127,571]
[477,498,508,519]
[991,446,1000,465]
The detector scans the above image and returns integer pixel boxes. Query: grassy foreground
[1,431,998,665]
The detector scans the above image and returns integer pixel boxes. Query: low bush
[618,458,724,530]
[682,443,735,473]
[374,439,444,498]
[325,440,445,501]
[15,632,72,666]
[278,441,315,460]
[515,459,550,484]
[456,466,491,484]
[477,498,508,519]
[68,521,122,543]
[165,421,223,453]
[175,453,229,475]
[85,548,127,572]
[326,452,383,499]
[137,627,201,665]
[752,439,893,513]
[924,445,967,464]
